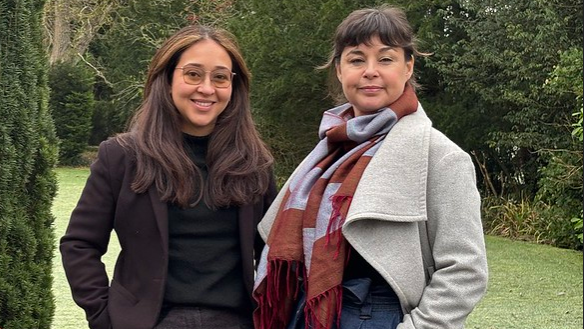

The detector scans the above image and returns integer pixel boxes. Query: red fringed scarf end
[255,259,301,329]
[304,285,344,329]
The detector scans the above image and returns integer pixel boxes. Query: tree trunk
[48,0,72,64]
[46,0,118,65]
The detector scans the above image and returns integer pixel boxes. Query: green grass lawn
[51,167,583,329]
[52,167,120,329]
[466,236,583,328]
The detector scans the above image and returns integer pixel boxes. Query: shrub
[482,196,583,250]
[482,197,545,243]
[49,61,95,165]
[89,99,119,145]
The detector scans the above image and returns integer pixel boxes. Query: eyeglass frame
[174,65,236,88]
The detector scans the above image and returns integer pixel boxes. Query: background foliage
[0,0,59,327]
[427,0,583,248]
[39,0,582,249]
[1,0,581,327]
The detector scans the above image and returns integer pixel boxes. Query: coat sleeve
[60,139,122,329]
[400,149,488,329]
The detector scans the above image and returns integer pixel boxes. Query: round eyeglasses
[175,65,236,88]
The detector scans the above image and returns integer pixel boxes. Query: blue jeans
[287,278,403,329]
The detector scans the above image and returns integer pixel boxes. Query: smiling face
[335,35,414,117]
[171,39,233,136]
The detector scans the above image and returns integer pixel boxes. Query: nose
[363,62,379,79]
[196,75,215,95]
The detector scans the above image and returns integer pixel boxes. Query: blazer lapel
[148,185,169,254]
[238,204,255,296]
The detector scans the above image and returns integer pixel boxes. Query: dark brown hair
[118,25,273,208]
[320,5,428,103]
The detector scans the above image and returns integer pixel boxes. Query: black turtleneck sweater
[163,134,249,313]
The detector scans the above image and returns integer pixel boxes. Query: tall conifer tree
[0,0,59,327]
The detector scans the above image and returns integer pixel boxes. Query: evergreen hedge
[49,61,95,165]
[0,0,59,328]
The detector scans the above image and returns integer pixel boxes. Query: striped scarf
[253,85,418,329]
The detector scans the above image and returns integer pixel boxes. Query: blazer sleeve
[59,139,123,329]
[401,149,488,329]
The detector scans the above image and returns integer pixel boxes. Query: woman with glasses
[253,5,488,329]
[60,25,276,329]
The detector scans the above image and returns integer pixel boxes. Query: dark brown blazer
[60,137,277,329]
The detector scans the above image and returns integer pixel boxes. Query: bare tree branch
[77,53,114,88]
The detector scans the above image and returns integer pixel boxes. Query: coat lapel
[342,105,433,311]
[346,104,432,224]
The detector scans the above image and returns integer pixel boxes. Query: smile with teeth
[192,100,214,108]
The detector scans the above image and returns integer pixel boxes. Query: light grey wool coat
[257,104,488,329]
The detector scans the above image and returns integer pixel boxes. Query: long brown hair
[119,25,273,208]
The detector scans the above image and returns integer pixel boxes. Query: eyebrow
[346,46,395,55]
[181,63,231,70]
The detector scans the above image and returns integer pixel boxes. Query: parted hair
[118,24,273,208]
[320,5,428,103]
